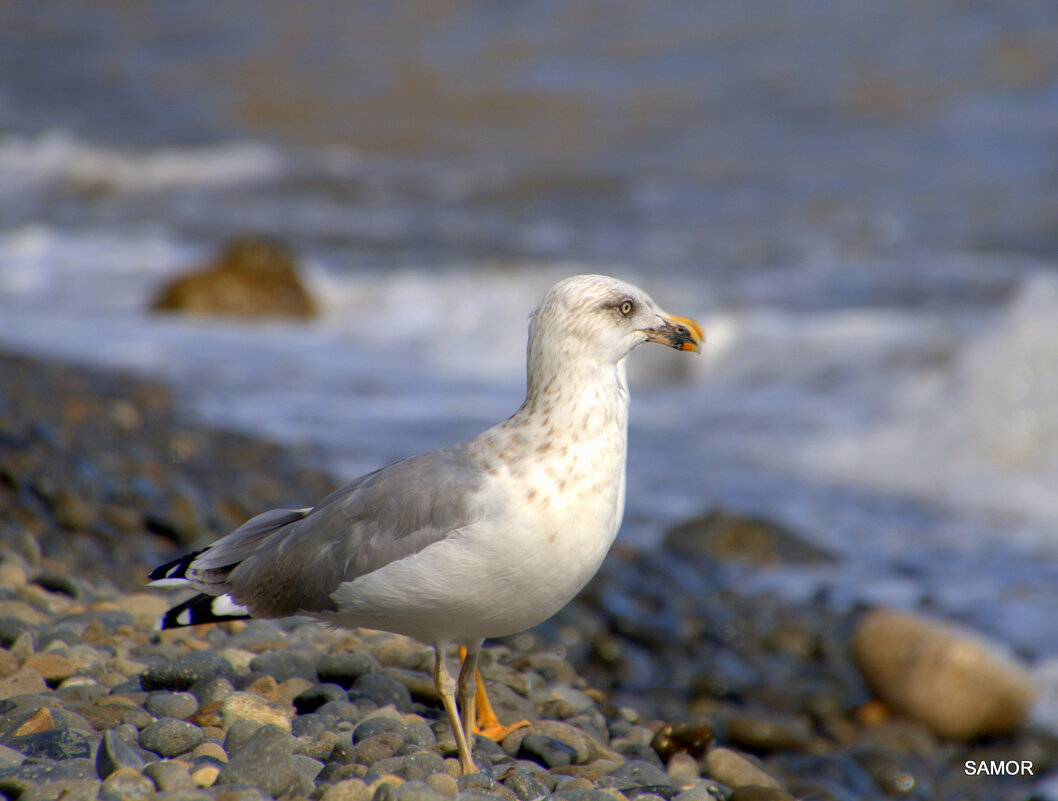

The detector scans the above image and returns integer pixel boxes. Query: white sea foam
[0,130,285,195]
[789,271,1058,540]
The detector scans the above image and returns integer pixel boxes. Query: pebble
[138,717,205,757]
[349,672,413,711]
[249,650,319,683]
[144,690,200,719]
[96,729,147,778]
[703,749,782,790]
[294,682,349,714]
[100,766,155,800]
[319,652,381,687]
[519,733,578,769]
[140,652,235,692]
[221,691,292,731]
[650,720,714,763]
[217,724,308,796]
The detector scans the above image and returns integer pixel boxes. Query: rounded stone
[852,608,1037,739]
[294,682,349,715]
[96,729,147,779]
[144,691,200,720]
[249,650,318,683]
[503,770,552,801]
[138,717,205,757]
[425,772,459,797]
[518,734,577,769]
[703,748,782,790]
[319,653,381,688]
[651,720,714,763]
[221,691,291,731]
[349,673,413,711]
[140,652,235,692]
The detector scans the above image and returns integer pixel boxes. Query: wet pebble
[518,733,578,769]
[349,673,413,711]
[139,717,205,757]
[250,650,319,683]
[140,652,235,692]
[144,690,199,720]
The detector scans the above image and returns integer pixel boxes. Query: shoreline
[0,348,1049,800]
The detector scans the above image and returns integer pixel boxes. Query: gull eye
[619,299,634,316]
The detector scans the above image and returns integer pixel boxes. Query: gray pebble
[20,778,101,801]
[96,729,146,779]
[292,711,337,738]
[144,691,199,720]
[349,673,412,711]
[503,770,551,801]
[4,730,90,761]
[398,779,449,801]
[354,731,405,766]
[367,752,446,782]
[291,752,325,783]
[144,760,195,791]
[249,650,318,683]
[192,677,236,705]
[140,651,235,692]
[373,781,399,801]
[603,760,679,792]
[619,743,665,770]
[138,717,204,757]
[318,652,380,688]
[318,699,365,724]
[518,734,577,769]
[293,682,348,715]
[217,724,308,797]
[353,717,407,743]
[224,718,265,755]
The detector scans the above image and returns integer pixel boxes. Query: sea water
[1,0,1056,725]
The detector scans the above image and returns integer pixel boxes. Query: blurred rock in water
[151,236,317,320]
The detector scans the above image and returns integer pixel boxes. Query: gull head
[529,274,704,367]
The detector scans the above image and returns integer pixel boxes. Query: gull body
[150,274,703,773]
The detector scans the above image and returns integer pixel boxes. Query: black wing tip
[148,548,206,582]
[159,593,251,629]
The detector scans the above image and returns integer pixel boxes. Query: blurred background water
[1,1,1057,689]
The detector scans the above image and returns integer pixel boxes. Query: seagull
[149,274,703,774]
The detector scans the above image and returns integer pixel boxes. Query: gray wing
[186,444,487,618]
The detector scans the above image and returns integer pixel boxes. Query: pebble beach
[0,350,1053,801]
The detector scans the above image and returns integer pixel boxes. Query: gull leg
[457,640,481,750]
[458,644,530,741]
[433,642,476,775]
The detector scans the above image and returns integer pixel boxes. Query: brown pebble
[425,773,458,796]
[246,674,281,702]
[13,707,56,736]
[191,764,220,787]
[24,654,78,683]
[0,666,47,699]
[651,719,715,762]
[852,608,1037,739]
[191,700,224,728]
[0,650,18,680]
[704,748,782,790]
[320,778,372,801]
[667,752,700,783]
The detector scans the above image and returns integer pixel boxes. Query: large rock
[151,236,317,319]
[852,608,1037,739]
[664,509,835,566]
